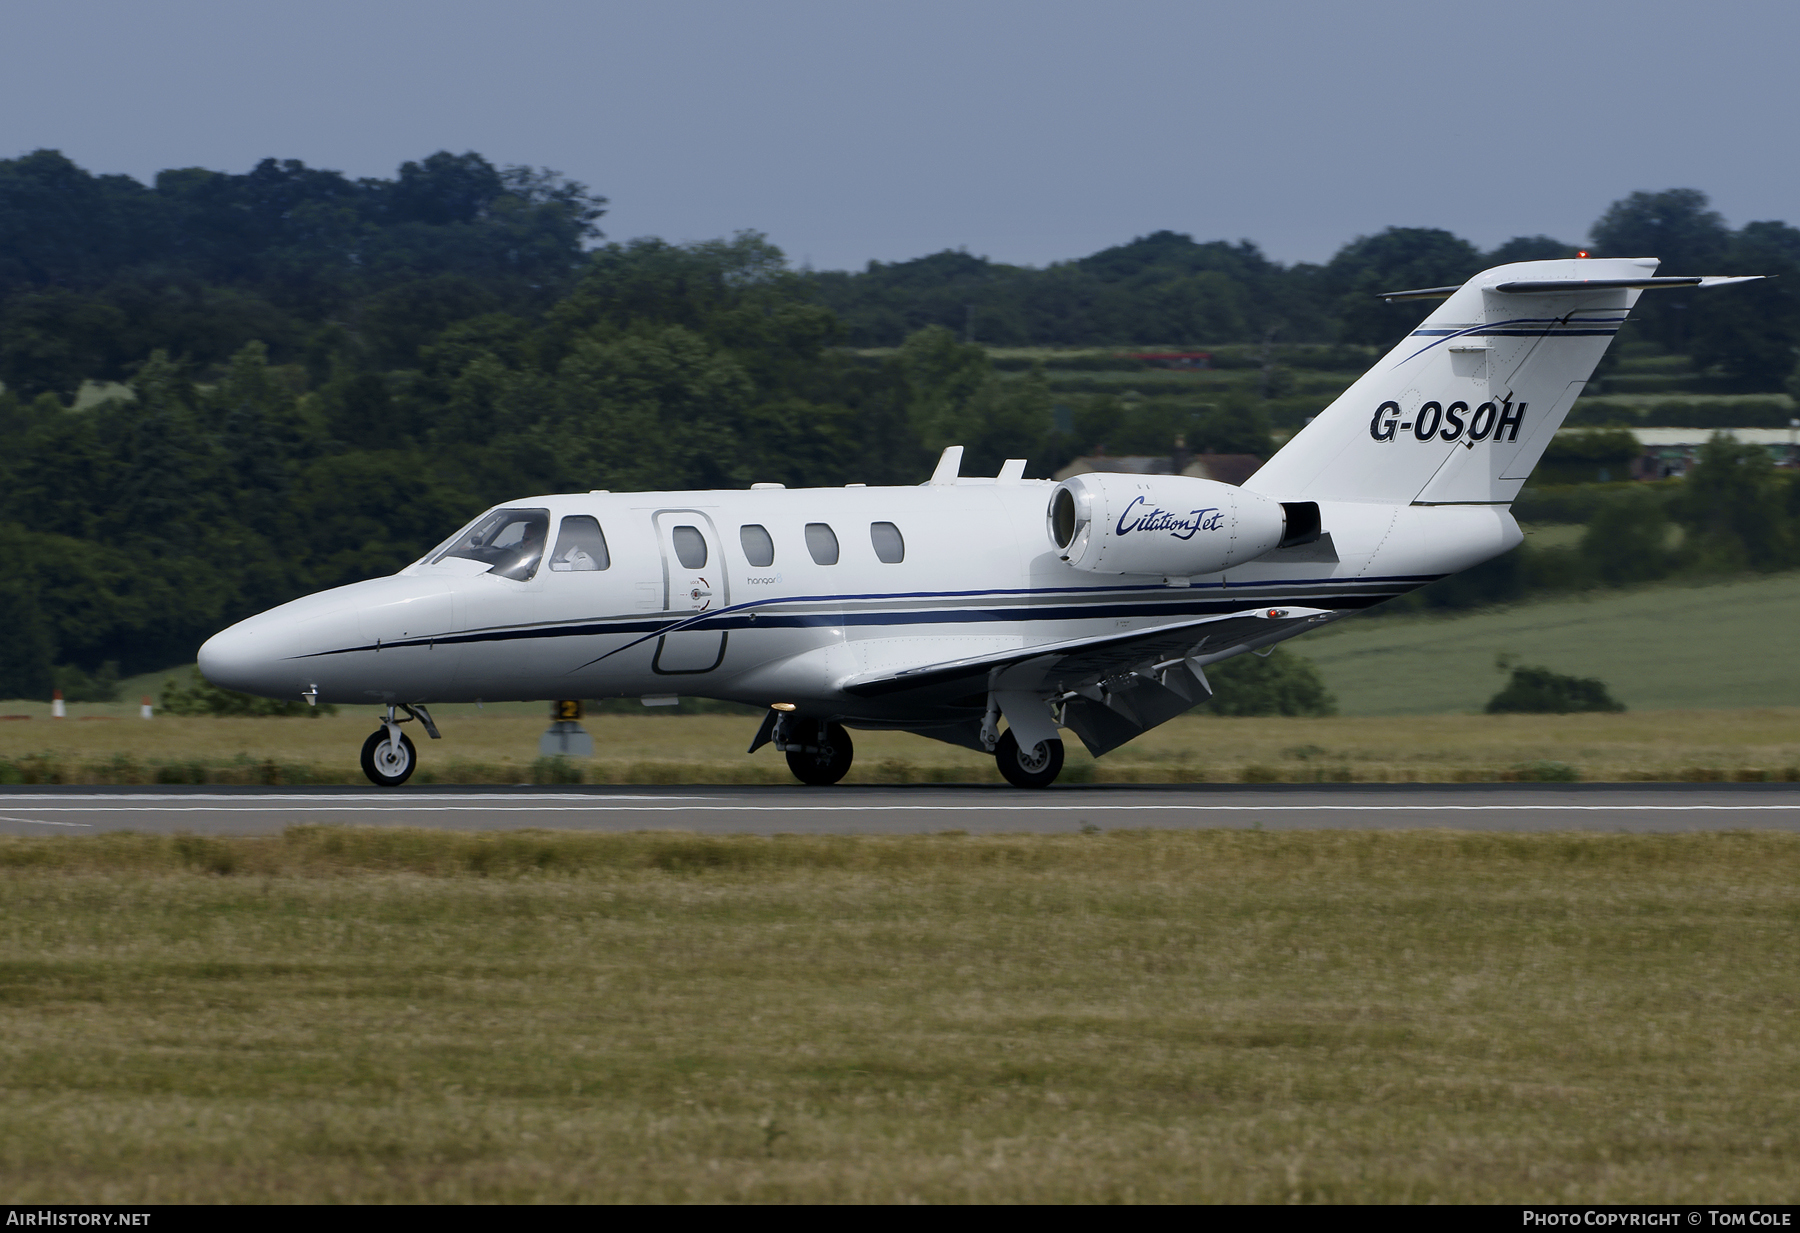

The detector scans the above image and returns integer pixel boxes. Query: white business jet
[198,257,1758,787]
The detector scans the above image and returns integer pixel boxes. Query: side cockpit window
[740,524,774,568]
[431,508,550,581]
[550,515,610,571]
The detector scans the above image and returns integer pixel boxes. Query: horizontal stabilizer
[1492,275,1765,294]
[839,605,1331,699]
[1382,274,1765,301]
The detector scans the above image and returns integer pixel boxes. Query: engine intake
[1047,473,1288,577]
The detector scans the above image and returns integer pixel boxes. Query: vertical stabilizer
[1245,258,1654,506]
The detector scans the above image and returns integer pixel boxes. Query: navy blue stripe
[569,591,1414,671]
[1402,316,1624,362]
[290,582,1433,663]
[1432,327,1620,336]
[1412,317,1624,337]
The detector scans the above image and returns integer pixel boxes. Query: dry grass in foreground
[0,827,1795,1202]
[2,709,1800,785]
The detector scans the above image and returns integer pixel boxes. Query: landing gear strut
[782,719,854,786]
[360,704,438,787]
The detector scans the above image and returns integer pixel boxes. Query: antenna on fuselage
[928,445,964,486]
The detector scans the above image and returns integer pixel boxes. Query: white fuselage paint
[198,480,1519,725]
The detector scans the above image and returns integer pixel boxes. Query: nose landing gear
[360,704,439,787]
[361,727,417,786]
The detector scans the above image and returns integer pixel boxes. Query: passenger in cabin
[549,515,611,572]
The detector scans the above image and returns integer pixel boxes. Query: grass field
[3,708,1800,785]
[0,827,1794,1202]
[1304,571,1800,716]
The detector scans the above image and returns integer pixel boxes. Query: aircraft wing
[838,604,1334,699]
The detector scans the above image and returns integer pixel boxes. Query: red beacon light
[1577,250,1590,259]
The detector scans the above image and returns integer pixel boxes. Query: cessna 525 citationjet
[199,257,1758,788]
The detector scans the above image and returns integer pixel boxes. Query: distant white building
[1561,427,1800,479]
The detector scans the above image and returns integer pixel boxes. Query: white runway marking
[0,802,1797,814]
[0,815,90,827]
[0,793,714,803]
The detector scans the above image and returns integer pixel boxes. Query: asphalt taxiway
[0,782,1797,834]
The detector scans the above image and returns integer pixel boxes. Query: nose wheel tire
[995,729,1064,789]
[361,729,417,787]
[786,721,854,786]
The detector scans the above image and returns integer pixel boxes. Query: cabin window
[430,507,549,581]
[805,522,839,565]
[870,521,905,563]
[740,524,775,568]
[671,525,708,569]
[549,515,610,571]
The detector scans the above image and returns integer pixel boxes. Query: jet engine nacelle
[1047,473,1289,576]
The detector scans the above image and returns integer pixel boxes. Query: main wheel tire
[995,729,1064,789]
[360,728,417,787]
[786,721,854,786]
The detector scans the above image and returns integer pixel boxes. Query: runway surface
[1,782,1798,834]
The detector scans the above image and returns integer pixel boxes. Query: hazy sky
[5,0,1795,271]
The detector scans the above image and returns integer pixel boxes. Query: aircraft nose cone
[198,622,283,697]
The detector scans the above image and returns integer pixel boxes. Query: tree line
[812,190,1800,390]
[2,149,1798,697]
[0,221,1061,694]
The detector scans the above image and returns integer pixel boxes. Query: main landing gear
[361,704,440,787]
[780,718,855,786]
[981,694,1065,789]
[994,728,1065,789]
[757,710,854,786]
[759,703,1065,789]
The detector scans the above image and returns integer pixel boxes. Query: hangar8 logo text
[1370,396,1526,444]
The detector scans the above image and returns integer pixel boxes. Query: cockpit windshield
[429,508,550,581]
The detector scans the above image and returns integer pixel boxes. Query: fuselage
[198,479,1520,728]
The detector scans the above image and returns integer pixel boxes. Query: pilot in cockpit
[431,508,552,580]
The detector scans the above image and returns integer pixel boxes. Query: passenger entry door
[651,511,730,674]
